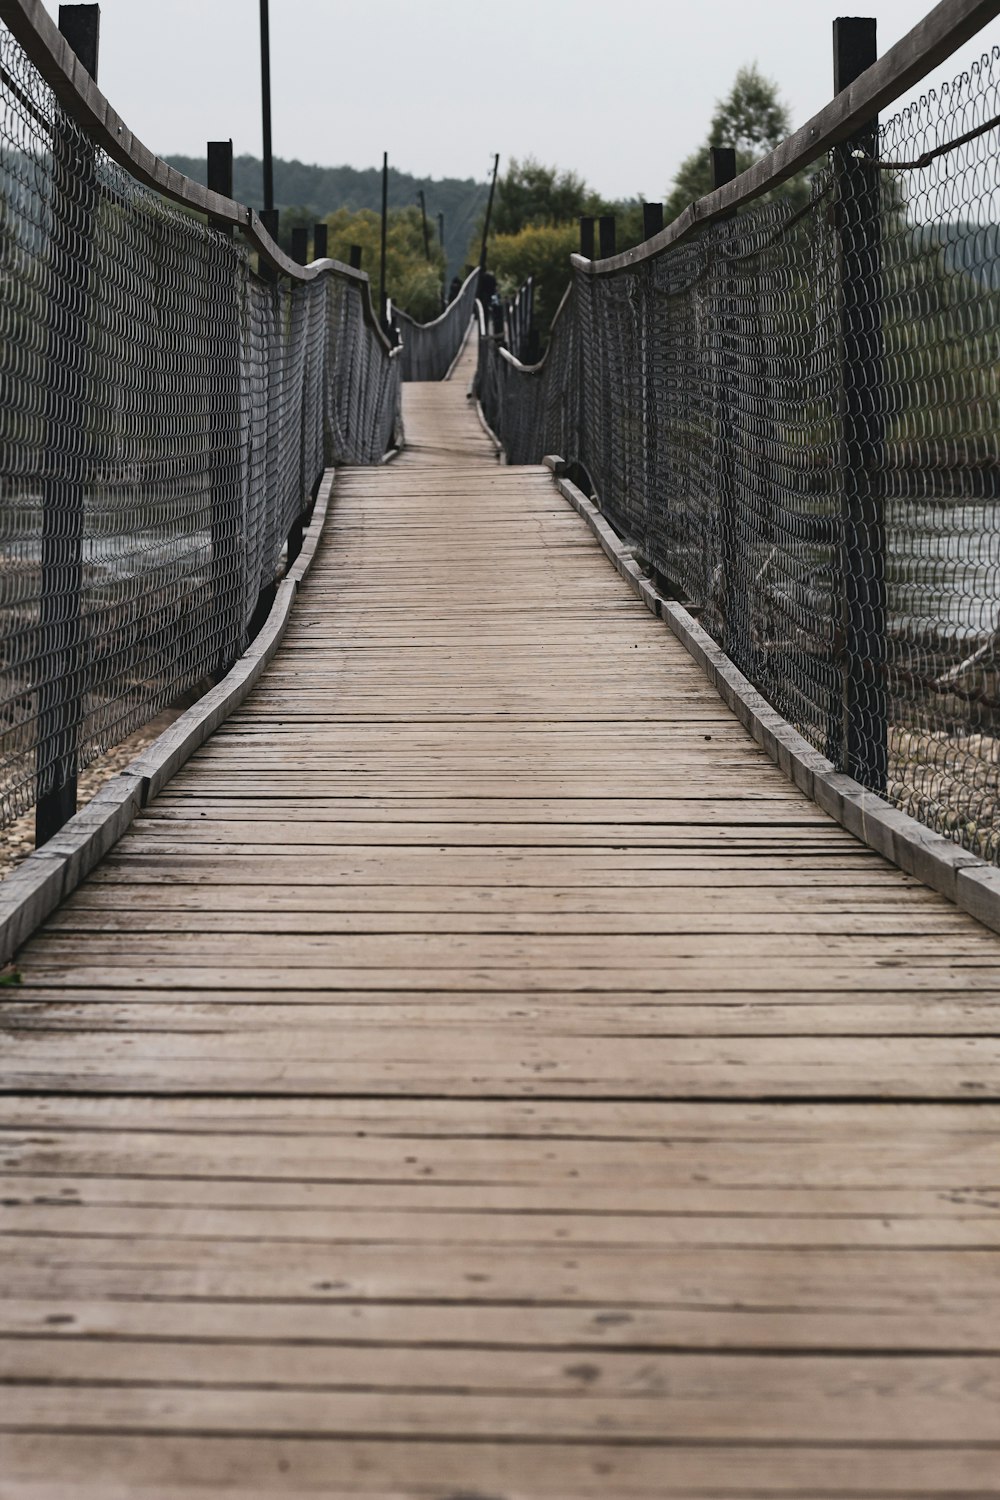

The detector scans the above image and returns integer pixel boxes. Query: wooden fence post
[35,4,100,846]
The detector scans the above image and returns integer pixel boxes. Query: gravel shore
[0,709,182,882]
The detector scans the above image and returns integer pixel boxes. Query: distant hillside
[164,153,488,278]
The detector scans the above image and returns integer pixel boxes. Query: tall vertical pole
[830,17,885,793]
[313,223,328,260]
[259,0,274,214]
[437,211,446,308]
[579,216,595,259]
[379,151,389,332]
[476,153,500,329]
[478,154,500,274]
[417,189,430,261]
[36,4,100,846]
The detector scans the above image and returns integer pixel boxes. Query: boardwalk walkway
[2,340,1000,1495]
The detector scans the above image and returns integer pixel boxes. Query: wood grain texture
[2,337,1000,1495]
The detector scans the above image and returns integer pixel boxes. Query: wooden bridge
[2,338,999,1497]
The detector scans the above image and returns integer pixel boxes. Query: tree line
[166,66,801,329]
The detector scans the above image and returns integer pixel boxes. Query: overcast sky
[36,0,1000,198]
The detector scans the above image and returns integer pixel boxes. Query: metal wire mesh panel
[0,19,400,831]
[478,42,1000,863]
[396,269,478,381]
[477,286,578,466]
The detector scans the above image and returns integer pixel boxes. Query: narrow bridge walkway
[2,340,1000,1496]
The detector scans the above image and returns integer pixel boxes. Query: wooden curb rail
[542,456,1000,938]
[0,472,337,966]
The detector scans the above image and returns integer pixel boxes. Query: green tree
[488,223,581,344]
[664,65,809,223]
[473,163,660,351]
[276,204,318,255]
[492,158,601,237]
[322,204,446,322]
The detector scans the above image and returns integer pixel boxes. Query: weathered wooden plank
[3,328,1000,1493]
[2,1432,999,1495]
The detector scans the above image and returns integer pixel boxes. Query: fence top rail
[0,0,395,351]
[496,280,573,375]
[395,267,479,330]
[577,0,1000,277]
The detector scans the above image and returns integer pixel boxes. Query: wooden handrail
[578,0,1000,276]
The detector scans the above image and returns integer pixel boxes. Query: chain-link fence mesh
[0,19,400,831]
[396,268,478,380]
[478,41,1000,863]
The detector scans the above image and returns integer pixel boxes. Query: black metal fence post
[598,215,616,259]
[207,139,232,235]
[830,17,886,794]
[259,0,274,214]
[291,225,309,265]
[638,206,663,554]
[579,216,595,259]
[417,189,430,260]
[349,244,362,271]
[642,202,664,240]
[312,223,328,260]
[205,139,243,682]
[379,151,389,332]
[710,146,740,658]
[35,4,100,846]
[258,207,279,283]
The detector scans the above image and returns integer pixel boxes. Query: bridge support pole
[35,4,100,847]
[829,17,887,795]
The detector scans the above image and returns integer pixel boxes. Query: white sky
[36,0,1000,198]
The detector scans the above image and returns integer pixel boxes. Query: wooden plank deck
[2,342,1000,1496]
